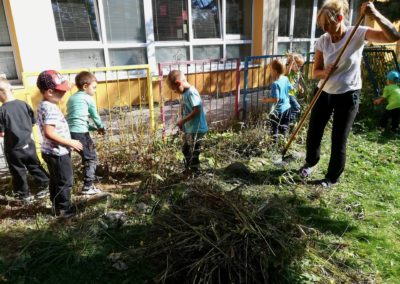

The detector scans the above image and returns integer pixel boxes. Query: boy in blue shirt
[167,70,208,173]
[67,71,105,195]
[263,60,293,141]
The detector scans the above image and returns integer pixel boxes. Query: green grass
[0,121,400,283]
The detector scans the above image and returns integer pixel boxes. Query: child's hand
[69,139,83,152]
[176,119,184,130]
[0,132,4,137]
[373,98,384,105]
[97,128,106,135]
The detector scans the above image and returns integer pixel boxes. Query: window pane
[292,42,310,53]
[193,45,222,60]
[0,0,11,46]
[52,0,99,41]
[192,0,221,39]
[226,0,252,38]
[103,0,145,42]
[226,44,251,60]
[0,52,17,80]
[293,0,313,38]
[60,49,105,69]
[109,48,147,66]
[156,46,189,63]
[277,42,290,54]
[315,0,324,38]
[152,0,188,41]
[278,0,291,37]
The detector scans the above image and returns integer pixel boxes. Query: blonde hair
[0,78,13,100]
[167,70,185,89]
[317,0,349,28]
[287,53,305,67]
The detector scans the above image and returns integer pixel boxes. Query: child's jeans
[289,95,301,121]
[42,152,73,210]
[71,132,97,187]
[5,140,49,197]
[270,109,291,141]
[182,133,206,171]
[380,108,400,131]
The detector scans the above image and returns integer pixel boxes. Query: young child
[167,70,208,173]
[0,78,49,202]
[66,71,104,195]
[36,70,83,218]
[263,60,293,141]
[373,70,400,132]
[286,53,305,122]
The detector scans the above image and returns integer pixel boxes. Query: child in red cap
[36,70,83,218]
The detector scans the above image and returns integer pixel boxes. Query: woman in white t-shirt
[299,0,400,188]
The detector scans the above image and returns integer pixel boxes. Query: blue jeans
[70,132,97,187]
[289,95,301,121]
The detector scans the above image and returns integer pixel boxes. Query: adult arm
[363,2,400,43]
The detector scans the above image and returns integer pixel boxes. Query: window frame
[53,0,253,72]
[0,0,20,82]
[277,0,360,54]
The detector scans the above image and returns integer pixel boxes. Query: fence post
[147,67,155,132]
[243,56,249,120]
[235,58,241,119]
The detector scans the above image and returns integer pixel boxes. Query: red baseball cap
[36,70,71,92]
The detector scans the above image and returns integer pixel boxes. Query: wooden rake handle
[282,12,366,157]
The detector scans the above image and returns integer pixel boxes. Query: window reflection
[192,0,221,39]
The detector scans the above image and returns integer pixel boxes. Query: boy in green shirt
[373,70,400,132]
[67,71,105,195]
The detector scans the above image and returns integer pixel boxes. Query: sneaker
[12,193,34,204]
[81,185,102,195]
[311,178,338,189]
[299,164,314,178]
[35,189,49,199]
[53,205,77,219]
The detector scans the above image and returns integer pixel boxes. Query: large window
[0,0,17,80]
[103,0,145,42]
[153,0,189,41]
[52,0,100,41]
[278,0,361,54]
[52,0,253,70]
[192,0,221,39]
[52,0,148,69]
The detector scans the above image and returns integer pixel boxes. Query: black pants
[5,140,49,197]
[71,132,97,187]
[42,153,73,210]
[380,108,400,131]
[306,89,360,182]
[270,109,291,139]
[182,133,205,171]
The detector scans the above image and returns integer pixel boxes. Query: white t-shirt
[315,26,369,94]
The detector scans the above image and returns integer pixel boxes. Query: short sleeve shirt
[315,26,369,94]
[270,75,292,114]
[383,84,400,110]
[37,100,71,156]
[181,87,208,134]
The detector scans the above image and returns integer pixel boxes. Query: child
[66,71,105,195]
[263,60,293,141]
[286,53,305,122]
[0,78,49,202]
[373,70,400,132]
[36,70,83,218]
[167,70,208,173]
